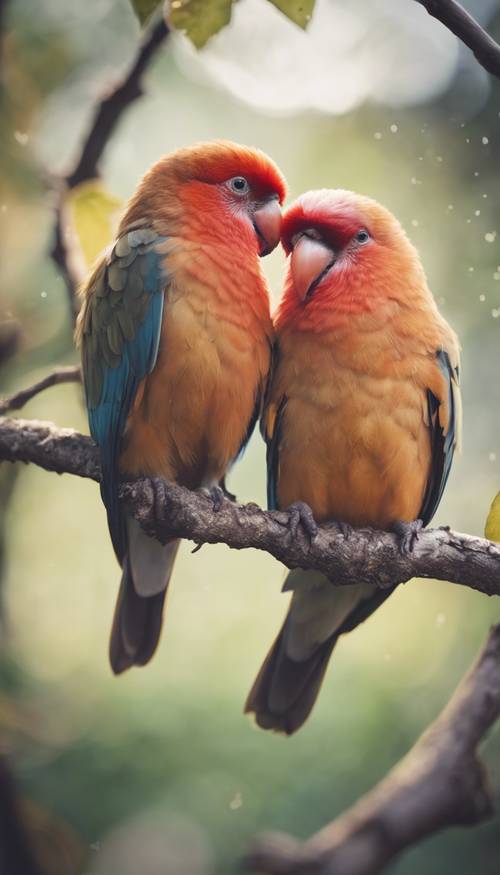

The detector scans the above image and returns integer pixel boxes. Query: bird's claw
[143,476,169,538]
[199,485,226,513]
[287,501,318,542]
[335,520,353,539]
[392,519,424,555]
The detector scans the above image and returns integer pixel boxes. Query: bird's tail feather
[244,616,337,735]
[109,518,180,674]
[245,569,379,734]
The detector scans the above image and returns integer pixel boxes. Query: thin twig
[49,194,82,323]
[0,0,11,86]
[244,624,500,875]
[415,0,500,78]
[0,417,499,597]
[66,17,169,188]
[49,15,169,321]
[0,366,81,415]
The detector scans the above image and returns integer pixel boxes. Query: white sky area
[174,0,464,114]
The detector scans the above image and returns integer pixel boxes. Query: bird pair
[77,140,461,735]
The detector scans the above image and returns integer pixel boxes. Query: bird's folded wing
[78,224,171,560]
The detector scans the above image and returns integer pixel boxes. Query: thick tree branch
[0,416,499,597]
[49,15,169,319]
[244,624,500,875]
[415,0,500,78]
[0,366,81,415]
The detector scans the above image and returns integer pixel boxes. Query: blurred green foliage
[1,1,500,873]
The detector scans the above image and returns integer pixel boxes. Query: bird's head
[131,140,286,257]
[278,189,426,329]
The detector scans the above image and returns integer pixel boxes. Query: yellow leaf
[67,181,123,268]
[485,492,500,541]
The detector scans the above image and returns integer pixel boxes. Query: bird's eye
[228,176,250,195]
[355,229,370,244]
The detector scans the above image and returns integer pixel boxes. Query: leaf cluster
[131,0,315,48]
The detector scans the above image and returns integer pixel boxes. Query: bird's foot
[286,501,318,542]
[142,476,169,538]
[391,519,424,555]
[334,520,354,539]
[199,485,226,513]
[192,484,228,553]
[218,476,237,503]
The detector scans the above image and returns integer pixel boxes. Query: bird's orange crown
[122,140,286,251]
[162,140,286,203]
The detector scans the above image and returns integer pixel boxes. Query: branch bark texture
[1,416,499,598]
[244,624,500,875]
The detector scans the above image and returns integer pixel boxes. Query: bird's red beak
[253,198,282,256]
[291,236,335,301]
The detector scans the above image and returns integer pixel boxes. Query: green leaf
[485,492,500,542]
[267,0,315,29]
[169,0,233,49]
[130,0,160,25]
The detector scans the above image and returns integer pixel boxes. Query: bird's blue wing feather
[80,230,169,561]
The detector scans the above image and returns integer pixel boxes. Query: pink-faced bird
[245,189,461,734]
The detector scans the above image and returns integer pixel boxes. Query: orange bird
[246,189,461,734]
[76,141,286,674]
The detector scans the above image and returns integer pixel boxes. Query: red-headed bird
[245,189,461,734]
[76,141,286,674]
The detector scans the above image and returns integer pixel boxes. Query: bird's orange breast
[119,244,272,488]
[270,303,453,528]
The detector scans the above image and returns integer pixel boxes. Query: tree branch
[0,416,499,597]
[66,17,169,188]
[49,193,82,324]
[415,0,500,78]
[244,623,500,875]
[49,15,170,320]
[0,366,81,415]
